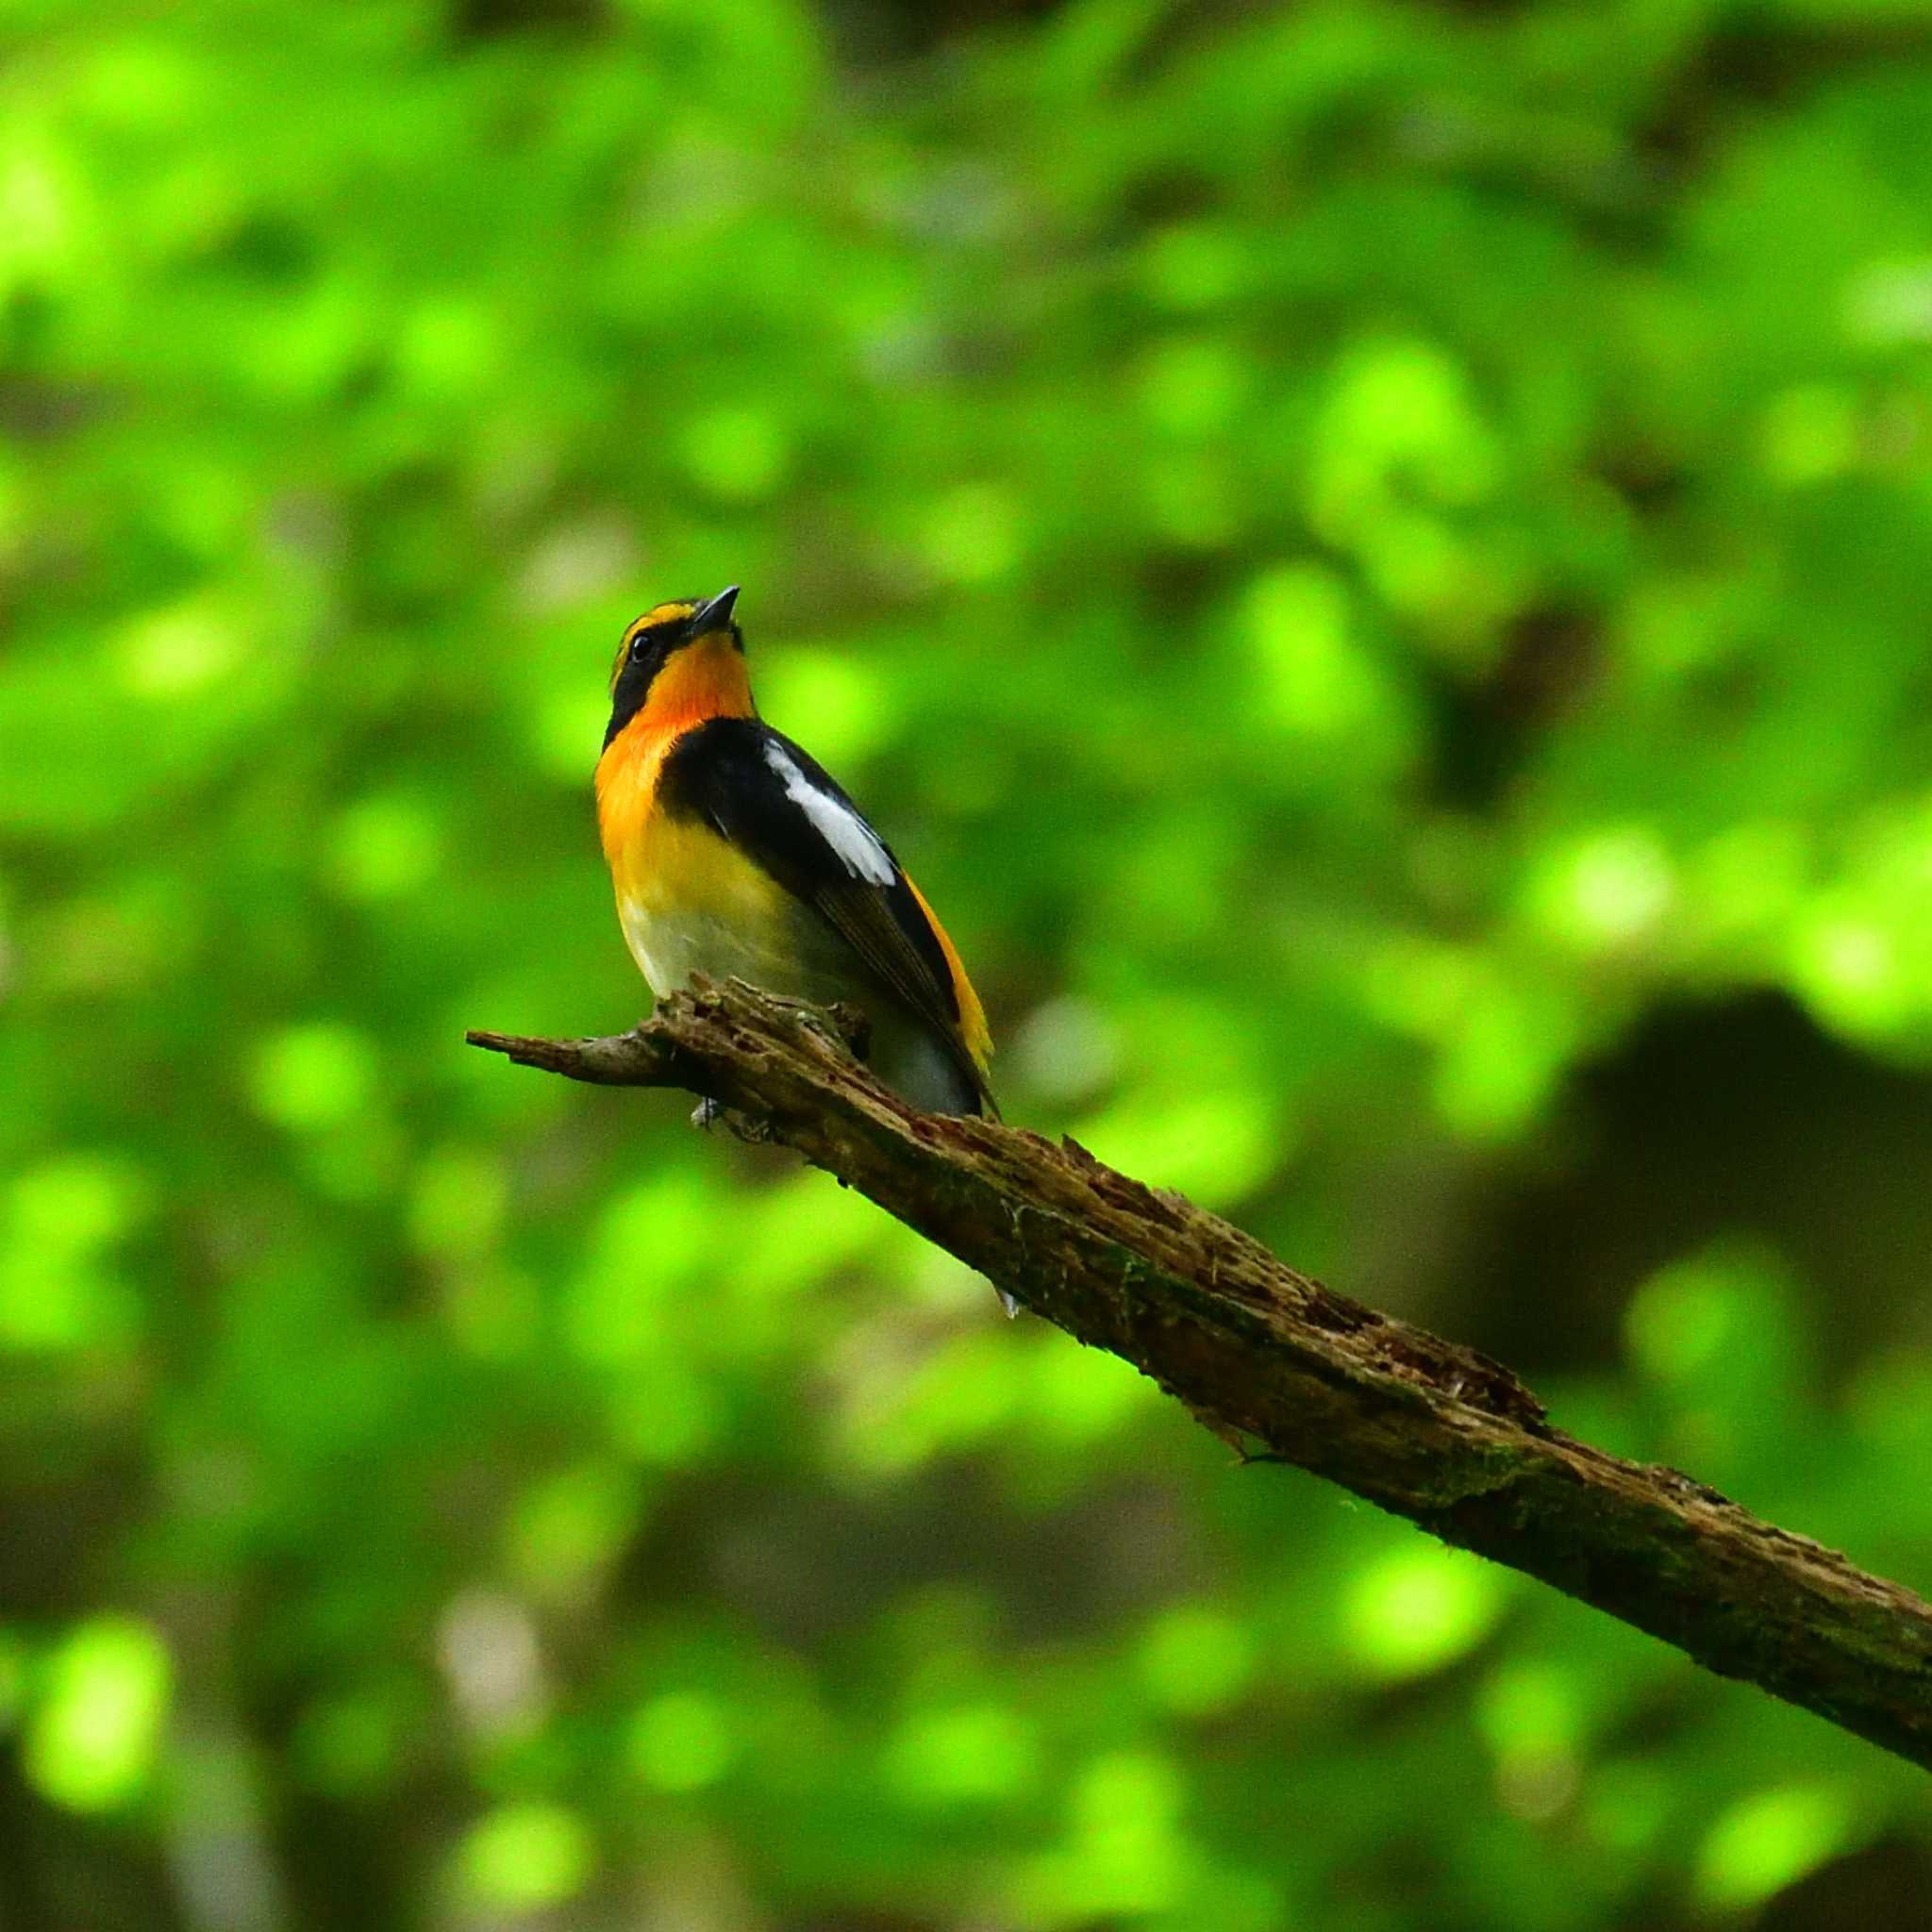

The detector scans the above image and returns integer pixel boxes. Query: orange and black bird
[594,587,996,1120]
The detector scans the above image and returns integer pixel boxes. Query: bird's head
[604,586,751,749]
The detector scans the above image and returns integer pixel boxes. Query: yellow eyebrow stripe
[633,601,695,635]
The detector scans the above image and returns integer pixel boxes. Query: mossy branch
[468,976,1932,1772]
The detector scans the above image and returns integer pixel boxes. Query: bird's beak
[691,585,740,634]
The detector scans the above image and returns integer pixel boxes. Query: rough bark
[468,977,1932,1773]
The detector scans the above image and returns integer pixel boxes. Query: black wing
[658,717,992,1108]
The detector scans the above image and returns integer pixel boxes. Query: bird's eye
[628,633,652,661]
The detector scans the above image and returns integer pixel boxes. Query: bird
[593,586,997,1124]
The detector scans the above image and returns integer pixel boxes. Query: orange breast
[595,722,671,881]
[595,716,791,1000]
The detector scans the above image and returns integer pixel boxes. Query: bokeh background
[5,0,1932,1925]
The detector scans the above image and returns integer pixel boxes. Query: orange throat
[596,634,755,873]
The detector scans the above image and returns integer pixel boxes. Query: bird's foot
[690,1095,774,1146]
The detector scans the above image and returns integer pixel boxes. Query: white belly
[616,894,980,1115]
[619,898,828,1005]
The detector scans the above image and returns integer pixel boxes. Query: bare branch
[468,977,1932,1772]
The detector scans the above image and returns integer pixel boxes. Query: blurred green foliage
[5,0,1932,1925]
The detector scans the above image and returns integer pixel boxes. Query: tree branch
[468,977,1932,1772]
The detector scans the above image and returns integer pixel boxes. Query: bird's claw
[690,1095,774,1145]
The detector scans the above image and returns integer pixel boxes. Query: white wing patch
[763,741,896,886]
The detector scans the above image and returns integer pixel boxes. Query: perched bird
[594,587,996,1121]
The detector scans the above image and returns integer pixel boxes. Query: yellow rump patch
[905,874,992,1070]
